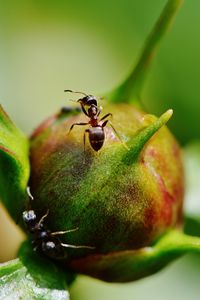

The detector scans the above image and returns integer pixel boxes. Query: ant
[22,187,95,260]
[59,106,81,115]
[64,89,128,152]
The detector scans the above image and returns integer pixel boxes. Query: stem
[108,0,183,104]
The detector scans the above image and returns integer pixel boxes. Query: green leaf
[70,229,200,282]
[0,241,74,300]
[107,0,183,104]
[0,105,30,219]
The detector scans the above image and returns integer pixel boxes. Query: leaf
[0,241,74,300]
[70,229,200,282]
[106,0,183,104]
[0,105,30,219]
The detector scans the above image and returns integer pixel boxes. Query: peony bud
[29,103,184,281]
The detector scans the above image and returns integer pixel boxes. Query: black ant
[22,187,95,260]
[64,89,128,152]
[59,106,81,115]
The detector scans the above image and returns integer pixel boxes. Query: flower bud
[29,104,184,281]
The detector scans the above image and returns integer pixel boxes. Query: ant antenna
[61,243,95,250]
[27,186,34,201]
[38,209,49,225]
[64,89,88,97]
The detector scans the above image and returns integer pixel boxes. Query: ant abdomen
[88,126,105,151]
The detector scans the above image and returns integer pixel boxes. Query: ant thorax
[88,105,98,119]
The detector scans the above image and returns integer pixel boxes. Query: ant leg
[80,104,89,117]
[68,122,88,134]
[103,120,129,150]
[100,113,113,121]
[97,106,103,117]
[51,227,79,236]
[84,129,89,152]
[102,120,108,127]
[61,243,95,250]
[38,209,49,226]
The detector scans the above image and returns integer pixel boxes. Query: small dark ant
[60,106,81,115]
[23,187,95,260]
[64,89,128,152]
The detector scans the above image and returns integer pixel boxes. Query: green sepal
[106,0,183,104]
[123,109,173,164]
[0,241,75,300]
[0,105,30,219]
[70,229,200,282]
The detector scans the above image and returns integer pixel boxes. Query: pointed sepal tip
[122,109,173,164]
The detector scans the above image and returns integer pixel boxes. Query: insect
[59,106,81,115]
[64,89,127,152]
[23,187,95,259]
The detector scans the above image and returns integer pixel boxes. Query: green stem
[108,0,183,104]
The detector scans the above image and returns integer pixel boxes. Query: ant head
[78,95,98,107]
[64,89,98,107]
[88,104,98,117]
[22,210,36,224]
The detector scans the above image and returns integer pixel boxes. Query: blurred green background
[0,0,200,299]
